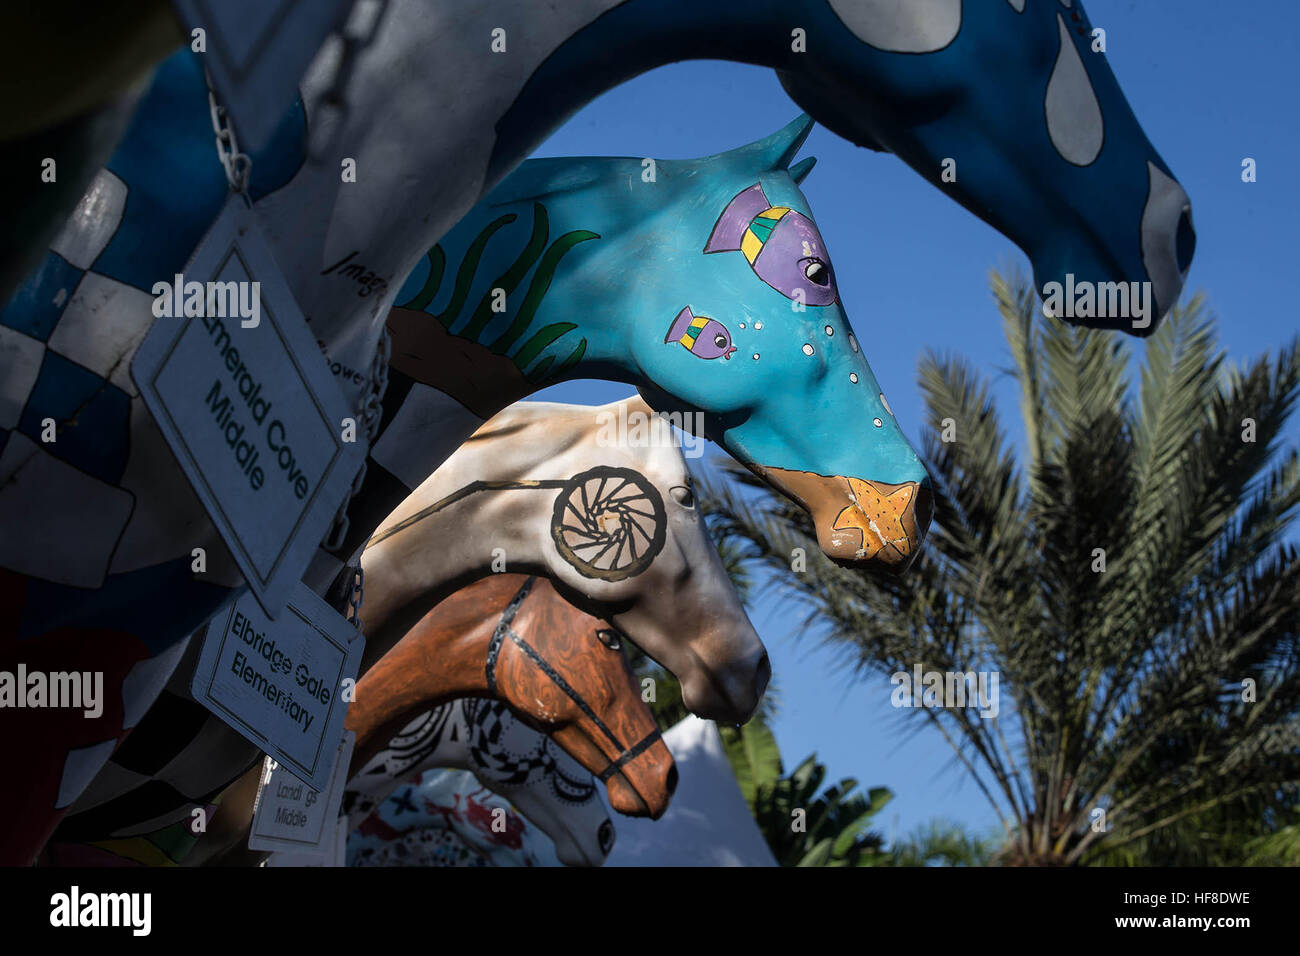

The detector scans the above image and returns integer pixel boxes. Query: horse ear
[760,113,816,170]
[788,156,817,185]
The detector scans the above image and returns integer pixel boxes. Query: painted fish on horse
[1,0,1191,862]
[348,768,575,868]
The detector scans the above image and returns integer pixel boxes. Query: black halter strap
[484,576,535,697]
[484,576,663,781]
[594,728,665,783]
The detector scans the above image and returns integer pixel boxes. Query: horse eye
[670,485,696,508]
[596,628,622,650]
[804,259,829,285]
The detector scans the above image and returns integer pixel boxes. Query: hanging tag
[264,816,349,867]
[190,581,364,791]
[249,730,354,856]
[328,813,349,867]
[170,0,354,150]
[132,197,366,619]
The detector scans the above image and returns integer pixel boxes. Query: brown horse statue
[347,573,673,816]
[178,572,671,866]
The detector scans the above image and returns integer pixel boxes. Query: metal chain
[206,73,251,197]
[202,63,392,566]
[346,565,365,634]
[323,327,391,553]
[301,0,394,560]
[308,0,390,163]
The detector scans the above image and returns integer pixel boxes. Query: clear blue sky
[526,2,1299,843]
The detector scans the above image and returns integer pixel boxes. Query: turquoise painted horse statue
[0,0,1192,862]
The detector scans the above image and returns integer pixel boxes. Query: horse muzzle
[604,747,676,821]
[762,467,933,573]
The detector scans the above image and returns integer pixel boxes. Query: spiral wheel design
[551,467,666,581]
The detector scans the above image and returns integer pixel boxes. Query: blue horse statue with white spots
[0,0,1192,863]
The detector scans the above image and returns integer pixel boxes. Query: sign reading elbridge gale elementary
[192,583,363,791]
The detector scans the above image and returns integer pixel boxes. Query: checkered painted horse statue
[345,698,617,868]
[2,0,1192,861]
[49,397,753,862]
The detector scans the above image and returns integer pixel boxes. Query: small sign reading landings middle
[249,730,355,856]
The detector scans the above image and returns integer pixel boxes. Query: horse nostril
[1176,206,1196,274]
[755,651,772,699]
[598,819,615,854]
[666,764,679,796]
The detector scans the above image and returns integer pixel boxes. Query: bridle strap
[482,576,662,780]
[507,624,624,751]
[595,728,664,783]
[485,576,536,697]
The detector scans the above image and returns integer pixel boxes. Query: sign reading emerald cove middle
[193,583,363,791]
[131,199,366,618]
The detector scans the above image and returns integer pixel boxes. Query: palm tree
[700,271,1300,866]
[719,716,891,866]
[885,819,996,867]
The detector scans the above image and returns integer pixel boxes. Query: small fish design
[664,306,737,360]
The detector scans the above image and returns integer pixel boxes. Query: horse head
[525,398,773,722]
[364,398,770,723]
[348,573,675,820]
[776,0,1194,331]
[412,117,934,573]
[628,116,933,568]
[347,699,615,867]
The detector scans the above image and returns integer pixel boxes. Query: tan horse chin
[757,465,934,572]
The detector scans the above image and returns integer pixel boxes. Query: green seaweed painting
[398,203,597,384]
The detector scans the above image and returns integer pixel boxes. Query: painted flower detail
[664,306,737,360]
[704,182,839,306]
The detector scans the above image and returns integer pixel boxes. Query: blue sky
[526,2,1299,843]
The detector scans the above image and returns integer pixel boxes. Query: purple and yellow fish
[664,306,737,360]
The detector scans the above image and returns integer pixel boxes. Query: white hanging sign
[190,582,363,791]
[249,730,355,856]
[132,198,366,618]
